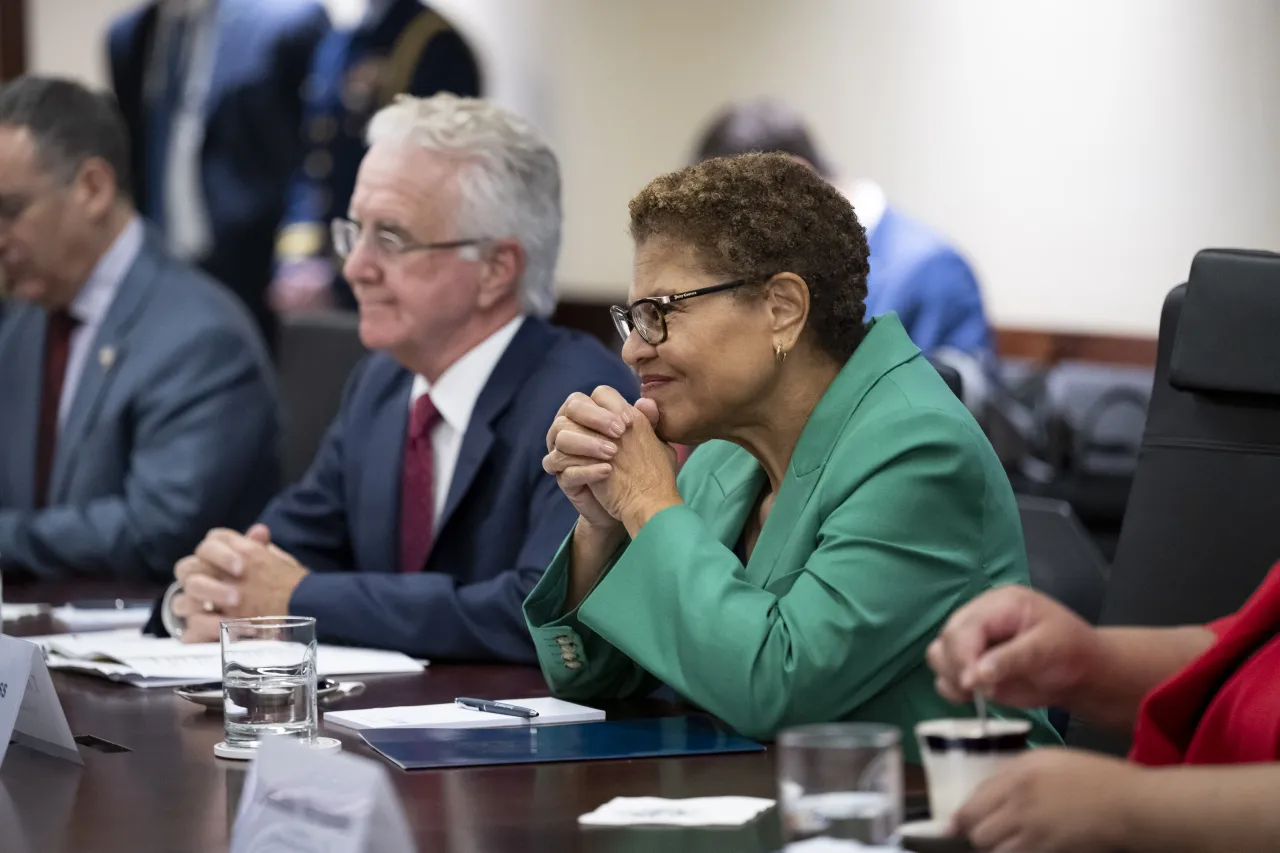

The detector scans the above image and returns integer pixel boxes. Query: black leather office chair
[1101,249,1280,629]
[926,355,964,400]
[1017,494,1110,738]
[277,311,368,484]
[1018,494,1109,625]
[1067,249,1280,754]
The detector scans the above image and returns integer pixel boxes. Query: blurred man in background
[271,0,482,313]
[157,94,636,663]
[694,98,994,362]
[106,0,330,348]
[0,77,279,582]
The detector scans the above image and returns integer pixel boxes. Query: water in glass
[778,723,903,847]
[220,616,318,749]
[223,660,316,745]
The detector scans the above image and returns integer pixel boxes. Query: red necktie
[34,310,79,508]
[399,393,441,573]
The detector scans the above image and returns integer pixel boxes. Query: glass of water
[777,723,903,847]
[220,616,318,750]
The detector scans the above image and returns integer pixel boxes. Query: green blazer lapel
[745,314,923,587]
[705,446,769,551]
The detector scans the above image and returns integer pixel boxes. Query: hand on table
[544,387,677,534]
[926,585,1102,710]
[170,523,309,642]
[954,748,1142,853]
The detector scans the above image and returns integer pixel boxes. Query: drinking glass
[220,616,318,750]
[777,723,903,847]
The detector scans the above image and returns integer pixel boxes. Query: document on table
[359,716,765,771]
[27,630,426,688]
[326,697,604,731]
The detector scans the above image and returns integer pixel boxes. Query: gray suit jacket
[0,230,281,581]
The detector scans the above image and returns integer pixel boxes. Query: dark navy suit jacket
[266,318,637,663]
[865,206,994,360]
[106,0,329,341]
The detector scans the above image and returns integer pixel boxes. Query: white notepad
[324,697,604,731]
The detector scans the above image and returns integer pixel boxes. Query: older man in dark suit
[0,77,279,582]
[160,94,636,663]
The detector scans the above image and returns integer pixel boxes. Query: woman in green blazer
[525,153,1058,758]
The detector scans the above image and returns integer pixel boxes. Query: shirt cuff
[159,580,185,638]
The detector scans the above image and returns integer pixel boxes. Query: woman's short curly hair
[628,152,870,362]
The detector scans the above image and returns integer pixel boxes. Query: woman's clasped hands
[543,386,680,535]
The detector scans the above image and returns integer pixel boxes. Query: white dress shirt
[148,0,218,261]
[60,217,146,424]
[409,316,525,527]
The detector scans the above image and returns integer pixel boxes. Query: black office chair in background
[1101,249,1280,629]
[1068,248,1280,754]
[1015,494,1111,737]
[1018,494,1109,625]
[926,355,964,400]
[277,312,368,484]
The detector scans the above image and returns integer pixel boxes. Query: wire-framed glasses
[331,217,485,260]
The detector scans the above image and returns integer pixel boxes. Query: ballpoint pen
[454,697,540,719]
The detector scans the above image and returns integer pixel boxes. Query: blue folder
[359,715,765,770]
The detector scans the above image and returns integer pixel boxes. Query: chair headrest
[1169,249,1280,396]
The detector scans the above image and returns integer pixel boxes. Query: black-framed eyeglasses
[331,217,486,260]
[610,279,749,345]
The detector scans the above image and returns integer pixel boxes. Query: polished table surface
[3,583,924,853]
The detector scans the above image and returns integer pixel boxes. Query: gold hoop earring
[774,342,788,364]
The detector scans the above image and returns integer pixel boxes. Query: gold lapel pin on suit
[98,346,117,369]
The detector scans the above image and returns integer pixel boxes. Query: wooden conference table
[3,582,924,853]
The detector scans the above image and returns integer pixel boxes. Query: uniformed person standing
[270,0,481,311]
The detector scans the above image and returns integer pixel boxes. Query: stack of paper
[326,697,603,731]
[29,629,426,688]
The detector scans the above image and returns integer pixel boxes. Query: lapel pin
[98,346,117,369]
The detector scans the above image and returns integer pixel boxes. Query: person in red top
[927,561,1280,853]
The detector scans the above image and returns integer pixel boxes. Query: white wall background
[28,0,133,85]
[26,0,1280,334]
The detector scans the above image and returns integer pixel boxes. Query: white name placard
[0,635,81,767]
[231,736,416,853]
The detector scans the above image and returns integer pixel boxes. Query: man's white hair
[365,93,561,318]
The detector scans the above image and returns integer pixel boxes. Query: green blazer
[524,314,1059,759]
